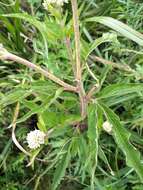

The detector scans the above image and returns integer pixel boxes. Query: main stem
[71,0,81,81]
[71,0,87,118]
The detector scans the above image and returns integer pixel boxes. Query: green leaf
[98,145,114,176]
[87,104,98,141]
[100,103,143,182]
[99,65,111,86]
[39,110,81,129]
[1,13,48,55]
[87,104,101,189]
[98,83,143,99]
[28,148,42,168]
[105,93,138,106]
[37,115,47,133]
[52,148,71,190]
[0,89,31,108]
[86,16,143,46]
[0,139,12,168]
[84,33,118,60]
[17,88,63,124]
[27,0,41,5]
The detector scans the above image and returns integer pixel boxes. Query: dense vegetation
[1,0,143,189]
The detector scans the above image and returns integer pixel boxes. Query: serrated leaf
[87,104,98,141]
[0,89,31,108]
[87,104,101,189]
[17,88,63,124]
[100,103,143,182]
[52,149,71,190]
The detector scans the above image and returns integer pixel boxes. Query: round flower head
[26,130,46,149]
[103,121,112,133]
[43,0,68,7]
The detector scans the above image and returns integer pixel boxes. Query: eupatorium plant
[1,0,143,189]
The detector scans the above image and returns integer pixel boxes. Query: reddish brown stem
[1,52,77,92]
[71,0,87,118]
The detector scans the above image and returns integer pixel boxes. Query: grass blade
[86,16,143,46]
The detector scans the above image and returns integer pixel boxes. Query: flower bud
[103,121,112,133]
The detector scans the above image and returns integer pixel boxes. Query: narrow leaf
[85,33,118,60]
[86,16,143,46]
[87,104,101,189]
[17,88,63,124]
[100,103,143,181]
[1,13,48,54]
[0,89,31,108]
[52,149,71,190]
[98,83,143,99]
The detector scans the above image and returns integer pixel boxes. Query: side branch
[91,55,134,73]
[0,51,77,92]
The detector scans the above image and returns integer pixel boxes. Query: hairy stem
[0,52,77,92]
[71,0,81,80]
[71,0,87,118]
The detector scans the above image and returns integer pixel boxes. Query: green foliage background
[1,0,143,190]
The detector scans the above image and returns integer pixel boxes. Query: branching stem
[71,0,87,118]
[1,0,88,119]
[0,52,77,92]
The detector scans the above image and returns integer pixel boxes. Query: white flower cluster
[26,130,46,149]
[103,121,112,133]
[43,0,68,7]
